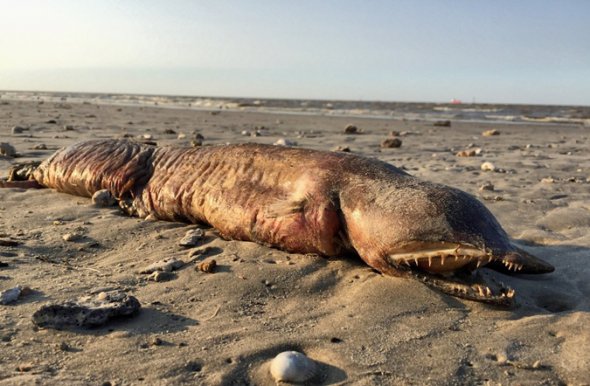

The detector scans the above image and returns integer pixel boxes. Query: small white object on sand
[270,351,317,383]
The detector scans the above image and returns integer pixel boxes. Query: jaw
[384,242,527,307]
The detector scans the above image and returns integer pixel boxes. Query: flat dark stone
[32,291,140,328]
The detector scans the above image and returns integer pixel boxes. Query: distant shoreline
[2,90,589,126]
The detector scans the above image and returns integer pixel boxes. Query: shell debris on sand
[0,285,32,305]
[139,257,184,274]
[179,228,205,247]
[274,138,297,147]
[270,351,317,383]
[482,129,500,136]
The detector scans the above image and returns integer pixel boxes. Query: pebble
[479,182,495,191]
[11,126,24,134]
[433,120,451,127]
[344,124,360,134]
[381,138,402,148]
[494,352,508,364]
[187,246,216,259]
[274,138,297,147]
[456,149,477,157]
[0,286,31,305]
[32,290,140,328]
[332,145,351,152]
[32,143,48,150]
[62,233,82,242]
[541,177,555,184]
[177,133,187,139]
[179,228,204,247]
[480,162,496,172]
[270,351,317,383]
[0,143,16,157]
[482,129,500,136]
[148,271,176,282]
[140,257,184,274]
[58,341,71,351]
[17,363,33,372]
[197,259,217,273]
[92,189,116,207]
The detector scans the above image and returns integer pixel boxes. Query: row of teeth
[453,284,515,299]
[396,254,494,268]
[503,261,524,271]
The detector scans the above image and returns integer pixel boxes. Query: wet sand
[1,100,589,385]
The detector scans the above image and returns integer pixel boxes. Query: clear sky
[1,0,589,105]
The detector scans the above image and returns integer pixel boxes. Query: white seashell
[0,286,30,305]
[273,138,297,147]
[270,351,316,383]
[480,161,496,172]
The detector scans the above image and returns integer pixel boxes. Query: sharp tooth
[485,287,492,297]
[440,255,446,265]
[507,289,515,298]
[477,286,484,297]
[454,255,459,261]
[414,257,419,265]
[428,256,432,267]
[487,256,493,263]
[476,259,482,268]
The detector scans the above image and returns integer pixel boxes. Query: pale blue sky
[1,0,589,105]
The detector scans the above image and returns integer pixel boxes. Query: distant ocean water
[2,90,589,125]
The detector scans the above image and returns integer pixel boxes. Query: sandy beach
[1,98,589,385]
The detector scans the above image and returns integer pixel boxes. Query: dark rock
[11,126,25,134]
[32,291,140,328]
[381,138,402,148]
[433,120,451,127]
[0,143,16,157]
[344,124,360,134]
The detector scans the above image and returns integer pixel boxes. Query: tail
[0,179,44,189]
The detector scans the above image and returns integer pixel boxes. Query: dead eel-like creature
[1,139,554,306]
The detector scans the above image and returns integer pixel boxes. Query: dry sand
[0,100,589,385]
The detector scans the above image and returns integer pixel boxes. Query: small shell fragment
[140,257,184,274]
[0,286,31,305]
[179,228,204,247]
[270,351,316,383]
[480,162,496,172]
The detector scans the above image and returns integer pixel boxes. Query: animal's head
[339,173,553,306]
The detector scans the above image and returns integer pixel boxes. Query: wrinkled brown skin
[5,139,554,305]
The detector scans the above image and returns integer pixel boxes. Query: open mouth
[387,244,517,307]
